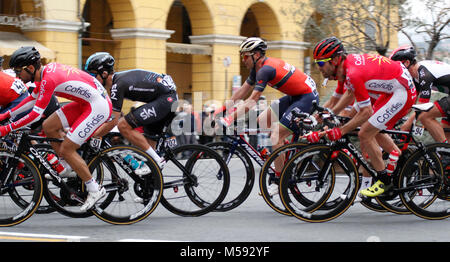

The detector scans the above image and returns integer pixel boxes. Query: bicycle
[278,102,449,222]
[258,103,389,216]
[0,128,163,226]
[207,115,313,212]
[112,115,231,217]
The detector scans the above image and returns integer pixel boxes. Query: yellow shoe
[360,180,388,197]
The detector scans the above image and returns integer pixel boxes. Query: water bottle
[47,153,66,174]
[260,147,269,159]
[386,150,399,176]
[124,154,140,170]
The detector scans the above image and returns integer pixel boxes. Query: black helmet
[239,37,268,54]
[9,46,41,68]
[389,45,416,62]
[84,52,115,73]
[313,36,345,60]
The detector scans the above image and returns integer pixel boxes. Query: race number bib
[162,75,177,91]
[11,79,27,95]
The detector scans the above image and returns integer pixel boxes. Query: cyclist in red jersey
[311,37,416,197]
[0,46,112,211]
[219,37,319,195]
[0,71,30,120]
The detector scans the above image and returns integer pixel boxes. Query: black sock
[377,169,391,184]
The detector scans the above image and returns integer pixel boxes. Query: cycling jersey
[0,71,28,109]
[246,57,316,96]
[27,83,60,129]
[342,54,416,130]
[111,69,177,112]
[415,60,450,103]
[8,63,111,145]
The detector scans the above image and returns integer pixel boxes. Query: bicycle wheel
[398,143,450,220]
[280,144,359,222]
[259,142,308,216]
[207,141,254,211]
[160,144,230,216]
[89,145,163,225]
[0,148,43,226]
[33,143,95,218]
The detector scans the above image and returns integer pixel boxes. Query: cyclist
[0,71,30,121]
[84,52,178,172]
[310,36,416,197]
[389,45,450,143]
[1,54,61,131]
[0,46,112,211]
[219,37,319,195]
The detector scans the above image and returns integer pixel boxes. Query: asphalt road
[0,178,448,243]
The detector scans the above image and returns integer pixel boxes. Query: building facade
[0,0,399,112]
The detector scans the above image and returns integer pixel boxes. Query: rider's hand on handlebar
[219,115,234,128]
[306,131,321,143]
[326,127,342,141]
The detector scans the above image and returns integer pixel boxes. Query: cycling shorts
[270,90,319,134]
[124,92,178,132]
[368,87,415,130]
[56,98,112,145]
[435,95,450,125]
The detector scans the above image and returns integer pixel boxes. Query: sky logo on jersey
[367,54,391,65]
[140,107,157,120]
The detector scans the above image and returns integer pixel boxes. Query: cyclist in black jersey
[85,52,178,171]
[390,45,450,143]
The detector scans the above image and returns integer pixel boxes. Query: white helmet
[239,37,268,54]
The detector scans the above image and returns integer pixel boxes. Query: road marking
[0,231,89,242]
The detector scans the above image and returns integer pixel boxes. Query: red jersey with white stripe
[9,63,110,130]
[342,54,416,108]
[0,71,28,107]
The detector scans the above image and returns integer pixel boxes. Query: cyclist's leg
[419,97,449,143]
[361,89,413,196]
[274,92,319,172]
[118,93,176,165]
[441,119,450,142]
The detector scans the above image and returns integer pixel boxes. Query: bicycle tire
[207,142,255,212]
[398,143,450,220]
[259,142,308,216]
[90,145,163,225]
[0,149,43,226]
[280,144,359,223]
[160,144,230,216]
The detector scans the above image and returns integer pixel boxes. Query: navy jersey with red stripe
[246,57,316,96]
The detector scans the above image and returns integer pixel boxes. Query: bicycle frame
[313,113,442,194]
[222,128,300,169]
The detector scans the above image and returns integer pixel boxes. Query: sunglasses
[241,53,254,60]
[315,58,332,67]
[13,66,28,76]
[88,71,98,77]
